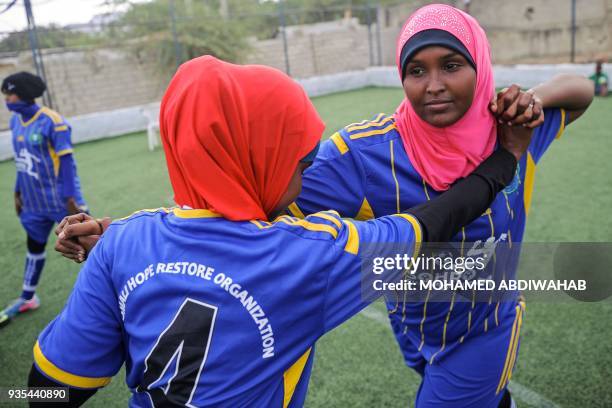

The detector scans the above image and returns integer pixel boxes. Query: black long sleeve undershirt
[409,148,517,242]
[28,365,97,407]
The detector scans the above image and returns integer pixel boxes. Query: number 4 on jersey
[138,298,218,407]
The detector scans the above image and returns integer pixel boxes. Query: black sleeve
[409,148,517,242]
[28,365,97,407]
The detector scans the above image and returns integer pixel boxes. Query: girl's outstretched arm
[531,73,594,125]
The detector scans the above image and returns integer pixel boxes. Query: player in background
[38,56,531,406]
[590,60,608,97]
[281,5,593,407]
[0,72,87,328]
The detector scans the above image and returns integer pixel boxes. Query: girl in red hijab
[160,55,324,221]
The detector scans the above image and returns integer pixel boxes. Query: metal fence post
[279,0,291,76]
[23,0,53,108]
[570,0,577,63]
[169,0,182,71]
[376,3,383,66]
[366,2,374,66]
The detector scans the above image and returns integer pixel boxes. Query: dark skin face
[269,161,312,219]
[403,46,477,127]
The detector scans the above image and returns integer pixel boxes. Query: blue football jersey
[291,109,566,362]
[11,106,85,213]
[34,208,420,407]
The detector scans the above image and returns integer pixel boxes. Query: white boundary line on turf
[359,306,562,408]
[508,381,561,408]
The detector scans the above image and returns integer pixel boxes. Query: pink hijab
[394,4,496,191]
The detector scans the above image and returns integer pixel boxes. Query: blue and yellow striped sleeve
[41,109,73,157]
[291,133,366,219]
[34,237,123,388]
[50,126,73,157]
[321,211,422,332]
[528,108,566,163]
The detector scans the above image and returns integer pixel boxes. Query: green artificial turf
[0,88,610,407]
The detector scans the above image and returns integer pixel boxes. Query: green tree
[107,0,250,73]
[0,24,101,53]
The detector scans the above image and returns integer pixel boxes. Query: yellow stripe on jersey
[486,208,495,236]
[274,215,297,223]
[355,197,374,220]
[55,125,69,132]
[119,207,172,220]
[287,202,305,219]
[390,140,401,213]
[555,108,566,139]
[496,302,524,394]
[418,290,431,351]
[496,308,519,394]
[502,192,514,219]
[34,342,111,389]
[275,217,339,238]
[342,219,359,255]
[283,348,312,408]
[20,108,43,127]
[393,214,423,257]
[172,208,221,218]
[345,113,385,131]
[344,118,369,130]
[523,153,536,216]
[346,114,391,132]
[41,107,64,124]
[310,212,342,229]
[329,132,349,155]
[56,148,73,157]
[349,123,396,140]
[505,302,524,383]
[48,142,60,176]
[429,290,456,364]
[250,220,273,229]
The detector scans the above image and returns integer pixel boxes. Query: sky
[0,0,150,33]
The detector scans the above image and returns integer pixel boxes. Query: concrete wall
[247,23,371,78]
[386,0,612,64]
[2,63,608,161]
[0,48,168,131]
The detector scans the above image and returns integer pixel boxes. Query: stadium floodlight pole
[278,0,290,76]
[168,0,181,72]
[570,0,577,63]
[23,0,53,108]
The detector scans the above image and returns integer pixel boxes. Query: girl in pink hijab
[394,3,499,191]
[290,3,593,407]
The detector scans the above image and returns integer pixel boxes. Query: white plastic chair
[140,107,160,151]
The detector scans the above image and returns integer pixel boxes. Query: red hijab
[160,56,324,221]
[394,4,496,191]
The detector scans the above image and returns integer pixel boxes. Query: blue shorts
[19,210,69,244]
[388,301,525,408]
